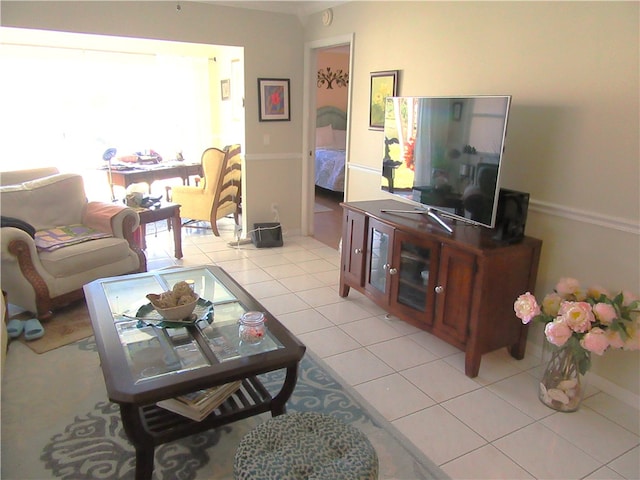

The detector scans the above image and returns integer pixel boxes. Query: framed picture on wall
[257,78,290,121]
[369,70,398,130]
[221,79,230,100]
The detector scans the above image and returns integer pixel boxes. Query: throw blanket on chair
[35,225,111,252]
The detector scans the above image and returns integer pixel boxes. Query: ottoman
[233,411,378,480]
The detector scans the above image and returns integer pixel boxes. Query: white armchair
[1,172,146,320]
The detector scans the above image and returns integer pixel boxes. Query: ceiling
[200,1,346,19]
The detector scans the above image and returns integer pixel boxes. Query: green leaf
[613,292,624,306]
[578,355,591,376]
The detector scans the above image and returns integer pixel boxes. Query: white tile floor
[143,219,640,479]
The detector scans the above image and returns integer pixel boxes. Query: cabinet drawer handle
[435,285,444,294]
[354,248,362,254]
[382,264,398,275]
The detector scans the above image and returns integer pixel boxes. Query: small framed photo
[257,78,290,122]
[221,79,230,100]
[369,70,398,130]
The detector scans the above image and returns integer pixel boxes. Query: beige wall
[305,1,639,398]
[3,1,639,399]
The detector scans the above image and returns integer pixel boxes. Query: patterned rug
[1,336,446,480]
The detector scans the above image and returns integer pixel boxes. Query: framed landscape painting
[369,70,398,130]
[258,78,290,122]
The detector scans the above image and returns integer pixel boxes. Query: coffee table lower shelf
[120,372,294,480]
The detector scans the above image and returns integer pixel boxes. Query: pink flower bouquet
[514,278,639,374]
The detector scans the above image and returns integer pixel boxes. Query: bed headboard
[316,106,347,131]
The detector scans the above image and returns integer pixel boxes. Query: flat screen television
[381,95,511,232]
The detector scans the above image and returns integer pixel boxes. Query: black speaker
[251,222,284,248]
[492,188,529,244]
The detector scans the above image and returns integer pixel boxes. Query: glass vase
[539,344,587,412]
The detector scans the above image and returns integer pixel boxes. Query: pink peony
[587,285,610,300]
[558,301,594,333]
[623,323,640,351]
[545,320,572,346]
[556,277,584,299]
[556,277,580,296]
[581,327,609,355]
[514,292,541,324]
[542,293,562,316]
[592,302,617,325]
[605,330,625,349]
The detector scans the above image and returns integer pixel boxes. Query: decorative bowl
[148,293,199,321]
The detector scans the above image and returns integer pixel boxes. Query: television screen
[382,95,511,229]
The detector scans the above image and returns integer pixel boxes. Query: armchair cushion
[38,236,135,277]
[1,173,87,230]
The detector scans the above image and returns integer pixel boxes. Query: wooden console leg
[464,351,481,378]
[509,324,529,360]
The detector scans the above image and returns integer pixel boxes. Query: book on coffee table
[156,380,242,421]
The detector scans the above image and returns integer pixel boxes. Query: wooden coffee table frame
[84,266,306,480]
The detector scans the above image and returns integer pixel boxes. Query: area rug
[1,335,447,480]
[13,300,93,354]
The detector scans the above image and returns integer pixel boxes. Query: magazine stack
[157,380,242,421]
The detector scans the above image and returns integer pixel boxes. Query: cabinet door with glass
[389,230,440,326]
[364,218,395,304]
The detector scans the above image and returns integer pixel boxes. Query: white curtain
[413,99,449,188]
[0,44,212,173]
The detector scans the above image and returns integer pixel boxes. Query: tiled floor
[144,218,640,480]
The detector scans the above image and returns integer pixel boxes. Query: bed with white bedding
[315,106,347,192]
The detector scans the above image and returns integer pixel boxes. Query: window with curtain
[0,43,213,175]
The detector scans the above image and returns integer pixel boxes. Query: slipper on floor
[7,319,24,339]
[23,318,44,341]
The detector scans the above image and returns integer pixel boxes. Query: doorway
[302,34,354,248]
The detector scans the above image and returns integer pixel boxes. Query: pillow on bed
[332,129,347,150]
[316,124,334,148]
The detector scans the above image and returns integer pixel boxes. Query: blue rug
[2,336,446,479]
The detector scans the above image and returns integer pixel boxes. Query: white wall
[3,0,639,399]
[304,1,639,398]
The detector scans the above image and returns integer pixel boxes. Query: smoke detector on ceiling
[322,8,333,26]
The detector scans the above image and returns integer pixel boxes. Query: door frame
[301,34,354,236]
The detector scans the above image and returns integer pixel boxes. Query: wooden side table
[136,202,183,259]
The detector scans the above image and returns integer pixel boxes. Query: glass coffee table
[83,266,306,480]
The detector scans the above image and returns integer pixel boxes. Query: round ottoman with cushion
[233,411,378,480]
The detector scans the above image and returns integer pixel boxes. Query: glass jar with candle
[239,311,266,345]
